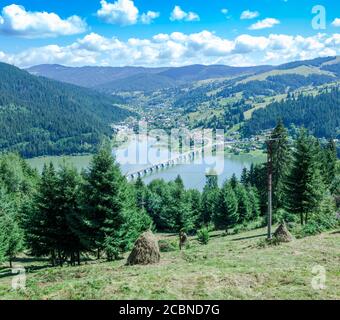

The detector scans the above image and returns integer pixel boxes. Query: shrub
[274,209,297,224]
[158,239,178,252]
[197,227,209,245]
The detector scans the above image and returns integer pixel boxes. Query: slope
[0,62,133,158]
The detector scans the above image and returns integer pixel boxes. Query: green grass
[1,227,339,300]
[238,66,335,84]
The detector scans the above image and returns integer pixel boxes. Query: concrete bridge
[125,142,224,181]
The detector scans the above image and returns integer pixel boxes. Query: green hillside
[1,228,339,300]
[0,63,133,158]
[243,88,340,138]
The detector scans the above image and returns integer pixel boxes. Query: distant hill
[26,57,339,93]
[26,63,274,93]
[0,62,133,158]
[27,64,168,89]
[243,88,340,139]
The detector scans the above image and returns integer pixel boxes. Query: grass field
[1,227,339,300]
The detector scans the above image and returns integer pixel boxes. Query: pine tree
[213,181,238,230]
[135,176,146,210]
[171,176,193,232]
[83,146,150,260]
[240,168,249,185]
[201,173,219,224]
[270,120,291,211]
[322,139,337,187]
[235,184,252,223]
[25,163,59,263]
[229,174,238,189]
[285,130,326,225]
[0,190,23,267]
[55,164,85,265]
[247,186,261,221]
[187,189,202,229]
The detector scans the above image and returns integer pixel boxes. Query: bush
[158,239,178,252]
[197,227,209,245]
[274,209,297,224]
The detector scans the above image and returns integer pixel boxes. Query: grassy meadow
[1,227,339,300]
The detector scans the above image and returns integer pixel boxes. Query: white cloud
[1,31,339,68]
[140,11,160,24]
[0,4,86,38]
[221,9,229,15]
[240,10,259,20]
[249,18,280,30]
[170,6,200,22]
[97,0,159,25]
[332,18,340,27]
[97,0,139,25]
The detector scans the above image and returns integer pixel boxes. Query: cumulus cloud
[170,6,200,22]
[221,9,229,15]
[1,31,339,68]
[0,4,86,38]
[97,0,159,25]
[97,0,139,25]
[332,18,340,27]
[240,10,259,20]
[140,11,160,24]
[249,18,280,30]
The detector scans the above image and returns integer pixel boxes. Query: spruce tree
[240,168,249,186]
[25,163,59,263]
[270,120,291,211]
[201,173,219,224]
[235,184,252,223]
[213,181,238,230]
[135,176,146,210]
[322,139,337,187]
[171,175,193,232]
[83,146,150,260]
[0,190,23,267]
[285,130,326,225]
[55,164,85,265]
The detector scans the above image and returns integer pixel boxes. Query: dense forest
[243,88,340,139]
[0,123,339,267]
[0,63,133,158]
[219,74,336,98]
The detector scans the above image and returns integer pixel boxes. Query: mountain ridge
[26,56,339,93]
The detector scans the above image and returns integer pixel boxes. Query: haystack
[127,231,160,265]
[273,221,293,243]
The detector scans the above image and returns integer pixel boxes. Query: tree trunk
[77,251,80,266]
[70,252,75,266]
[97,249,100,260]
[300,213,304,226]
[51,251,56,267]
[9,258,12,269]
[58,250,63,267]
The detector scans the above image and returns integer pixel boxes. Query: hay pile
[273,221,293,243]
[127,231,160,265]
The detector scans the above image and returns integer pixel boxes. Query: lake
[28,136,265,191]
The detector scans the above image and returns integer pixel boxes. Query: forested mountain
[26,57,340,94]
[0,62,133,158]
[27,64,168,88]
[243,88,340,139]
[27,63,275,92]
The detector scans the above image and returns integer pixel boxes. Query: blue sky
[0,0,339,67]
